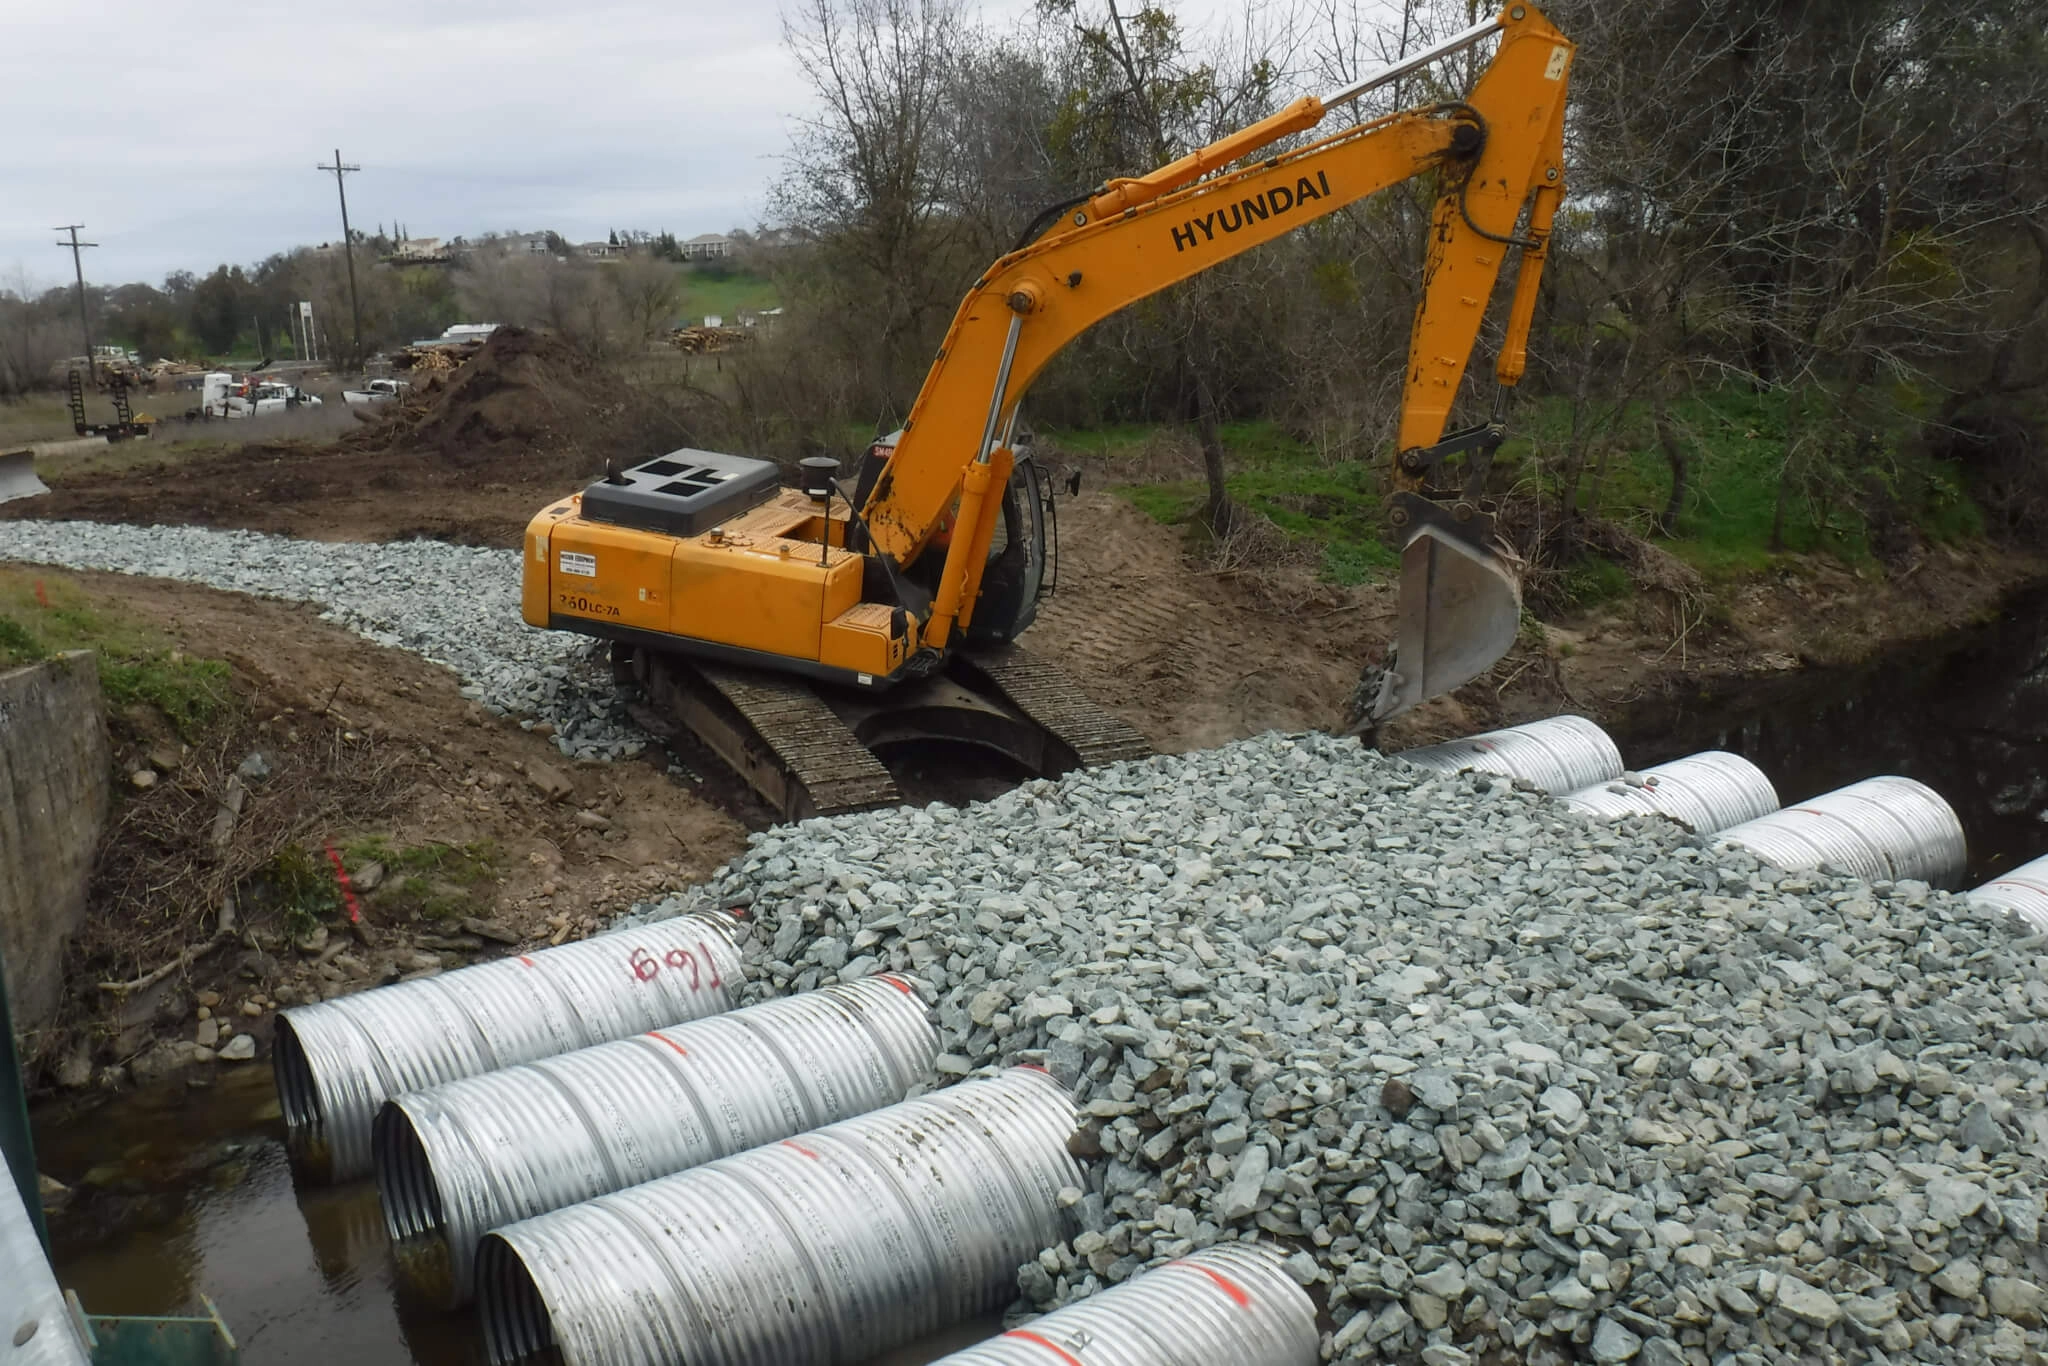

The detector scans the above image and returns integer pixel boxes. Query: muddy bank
[1395,539,2048,750]
[18,570,745,1098]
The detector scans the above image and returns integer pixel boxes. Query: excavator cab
[845,430,1056,647]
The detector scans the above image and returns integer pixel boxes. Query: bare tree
[775,0,976,420]
[1045,0,1297,532]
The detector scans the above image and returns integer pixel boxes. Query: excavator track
[631,644,1151,821]
[636,653,901,821]
[954,645,1154,769]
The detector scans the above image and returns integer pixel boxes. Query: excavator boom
[858,5,1570,715]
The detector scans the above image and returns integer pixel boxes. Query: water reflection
[1611,583,2048,882]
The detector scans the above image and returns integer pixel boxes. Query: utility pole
[53,225,98,384]
[316,150,364,369]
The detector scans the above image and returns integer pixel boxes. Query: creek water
[1608,582,2048,884]
[30,581,2048,1364]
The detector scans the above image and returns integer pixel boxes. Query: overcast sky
[0,1,815,291]
[2,0,1353,295]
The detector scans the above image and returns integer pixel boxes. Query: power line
[53,225,99,384]
[316,150,364,368]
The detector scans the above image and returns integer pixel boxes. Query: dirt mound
[344,327,607,466]
[3,327,719,545]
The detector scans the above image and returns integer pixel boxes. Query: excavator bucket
[1370,514,1522,722]
[0,449,47,506]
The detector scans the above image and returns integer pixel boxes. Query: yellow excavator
[522,4,1572,817]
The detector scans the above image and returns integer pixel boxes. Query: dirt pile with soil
[0,328,708,547]
[341,327,612,468]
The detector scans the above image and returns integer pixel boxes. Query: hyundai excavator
[522,5,1572,818]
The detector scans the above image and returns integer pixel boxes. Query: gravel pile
[0,520,642,759]
[641,733,2048,1365]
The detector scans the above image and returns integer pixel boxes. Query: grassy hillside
[674,268,779,323]
[1058,387,1987,597]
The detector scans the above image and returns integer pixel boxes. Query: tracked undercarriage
[617,641,1152,819]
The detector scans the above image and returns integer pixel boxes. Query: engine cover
[580,448,780,538]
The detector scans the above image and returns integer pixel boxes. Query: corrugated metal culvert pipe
[1715,776,1968,887]
[0,1159,91,1366]
[274,909,744,1182]
[928,1242,1319,1366]
[375,973,941,1307]
[1561,750,1780,834]
[475,1067,1082,1366]
[1394,714,1624,794]
[1970,852,2048,933]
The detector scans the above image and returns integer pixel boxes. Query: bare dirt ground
[2,329,658,546]
[1028,492,2048,752]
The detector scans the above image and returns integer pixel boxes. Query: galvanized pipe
[275,910,744,1183]
[1715,776,1968,888]
[1970,852,2048,934]
[928,1242,1319,1366]
[375,973,941,1306]
[1561,750,1779,834]
[1394,714,1623,794]
[475,1067,1082,1366]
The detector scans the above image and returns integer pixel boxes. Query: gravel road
[0,520,643,759]
[643,733,2048,1364]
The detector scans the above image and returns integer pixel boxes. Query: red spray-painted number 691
[629,945,721,990]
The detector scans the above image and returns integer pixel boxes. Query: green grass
[0,615,43,667]
[1057,420,1401,585]
[1512,385,1983,584]
[1061,385,1988,602]
[0,395,81,446]
[674,267,779,324]
[1043,424,1159,459]
[1557,556,1633,609]
[342,837,503,922]
[0,570,231,737]
[264,846,344,939]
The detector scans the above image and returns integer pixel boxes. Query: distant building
[497,231,559,256]
[681,233,733,261]
[388,236,447,262]
[579,241,621,260]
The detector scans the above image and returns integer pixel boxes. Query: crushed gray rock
[0,520,644,760]
[634,731,2048,1364]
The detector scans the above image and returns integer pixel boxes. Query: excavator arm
[866,4,1571,716]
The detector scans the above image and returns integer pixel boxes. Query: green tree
[187,266,251,354]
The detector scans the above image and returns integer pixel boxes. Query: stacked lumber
[667,325,751,354]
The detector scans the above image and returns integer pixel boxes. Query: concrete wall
[0,652,109,1039]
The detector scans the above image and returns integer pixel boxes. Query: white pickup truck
[342,378,412,406]
[198,373,323,418]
